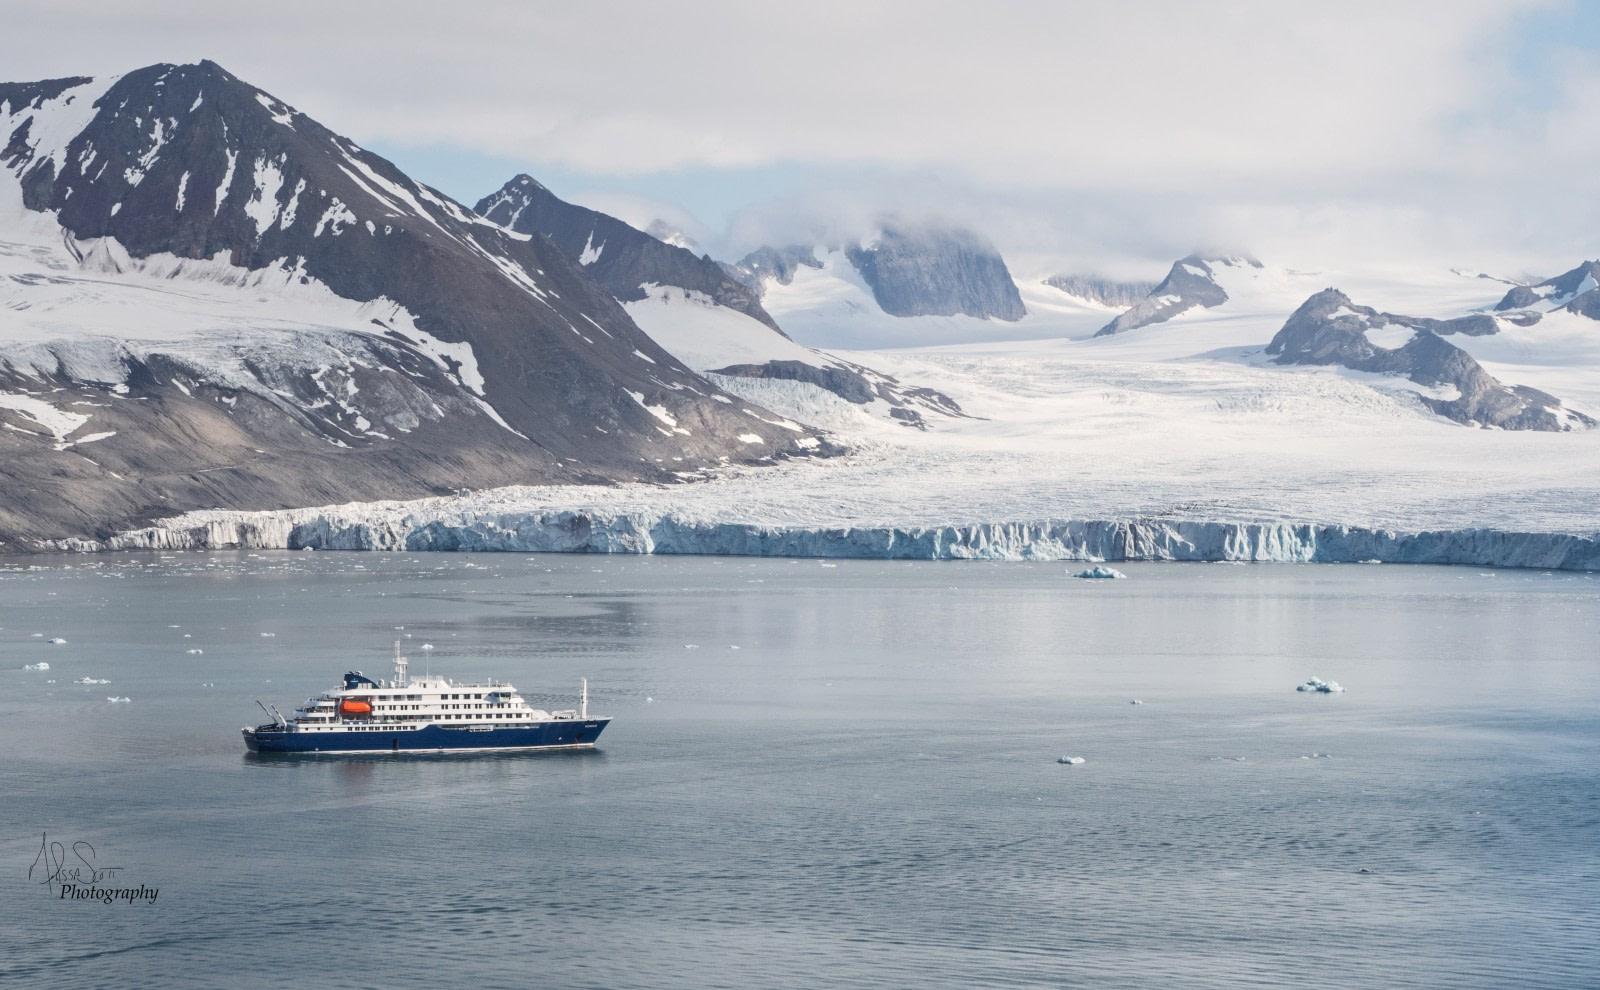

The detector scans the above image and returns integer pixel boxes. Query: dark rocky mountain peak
[843,220,1026,321]
[1493,260,1600,319]
[475,174,781,332]
[474,181,968,427]
[1266,289,1590,431]
[1095,255,1261,336]
[726,244,825,291]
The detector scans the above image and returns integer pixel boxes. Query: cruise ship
[242,645,610,754]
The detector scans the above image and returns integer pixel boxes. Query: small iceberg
[106,696,130,703]
[259,632,275,638]
[186,649,204,655]
[1057,755,1087,765]
[1129,699,1144,705]
[74,677,110,685]
[23,662,50,671]
[47,637,67,644]
[1074,566,1126,580]
[1297,676,1346,694]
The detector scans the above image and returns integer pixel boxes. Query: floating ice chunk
[74,676,110,684]
[684,644,698,649]
[1057,755,1087,765]
[106,696,130,703]
[260,632,275,637]
[48,638,67,644]
[186,649,204,654]
[420,643,434,650]
[1296,676,1346,694]
[23,662,50,671]
[1074,566,1126,580]
[1129,699,1143,705]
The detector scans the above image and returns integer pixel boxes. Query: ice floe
[1074,565,1126,579]
[23,662,49,670]
[1057,755,1087,765]
[1296,676,1346,693]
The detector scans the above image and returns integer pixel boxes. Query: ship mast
[393,640,409,687]
[581,677,588,720]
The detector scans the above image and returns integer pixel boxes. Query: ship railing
[552,709,577,719]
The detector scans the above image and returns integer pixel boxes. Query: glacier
[52,505,1600,571]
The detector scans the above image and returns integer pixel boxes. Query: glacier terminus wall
[50,509,1600,572]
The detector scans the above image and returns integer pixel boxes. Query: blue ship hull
[243,719,611,754]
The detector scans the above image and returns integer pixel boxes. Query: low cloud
[3,0,1593,271]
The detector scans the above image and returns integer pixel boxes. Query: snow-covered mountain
[1266,289,1591,431]
[1095,256,1259,336]
[723,221,1028,347]
[473,177,967,430]
[1492,260,1600,320]
[474,174,778,330]
[841,221,1025,321]
[0,61,828,547]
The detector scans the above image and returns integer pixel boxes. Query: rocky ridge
[474,174,781,332]
[1266,288,1592,431]
[1096,255,1257,336]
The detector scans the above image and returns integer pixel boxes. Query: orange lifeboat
[339,698,372,717]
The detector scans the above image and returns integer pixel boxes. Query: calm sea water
[1,553,1596,990]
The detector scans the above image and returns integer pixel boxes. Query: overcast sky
[5,0,1600,275]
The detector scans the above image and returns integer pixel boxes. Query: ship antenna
[393,640,409,687]
[581,677,588,720]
